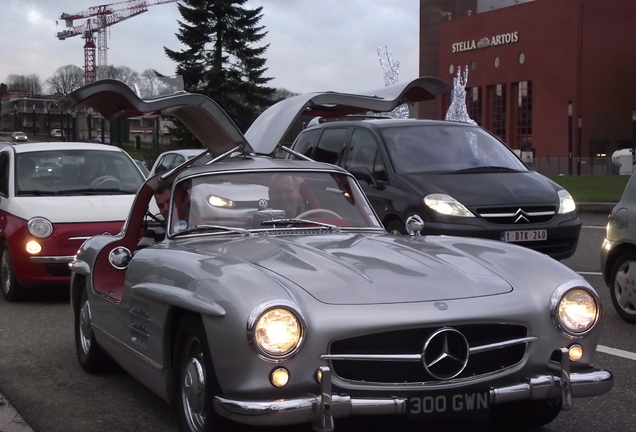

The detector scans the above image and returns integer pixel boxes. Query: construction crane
[56,0,178,84]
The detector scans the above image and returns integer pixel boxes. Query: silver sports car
[61,79,612,432]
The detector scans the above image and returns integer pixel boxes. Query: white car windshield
[15,150,146,195]
[167,171,383,235]
[381,125,528,174]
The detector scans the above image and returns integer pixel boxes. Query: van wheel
[386,220,406,235]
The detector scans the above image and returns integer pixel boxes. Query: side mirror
[348,166,381,189]
[109,246,133,270]
[406,215,424,236]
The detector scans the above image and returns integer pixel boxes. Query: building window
[492,84,507,140]
[468,86,482,125]
[517,81,533,150]
[519,53,526,64]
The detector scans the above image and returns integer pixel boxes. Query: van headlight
[551,282,599,337]
[249,303,304,360]
[424,194,474,217]
[558,189,576,214]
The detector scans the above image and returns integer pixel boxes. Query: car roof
[305,118,478,130]
[59,77,451,158]
[7,142,126,153]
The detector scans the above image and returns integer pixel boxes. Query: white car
[11,131,27,143]
[0,142,147,301]
[148,148,211,177]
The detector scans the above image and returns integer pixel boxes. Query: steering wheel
[90,175,122,188]
[296,208,343,219]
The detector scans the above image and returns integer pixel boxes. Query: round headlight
[253,308,302,357]
[555,288,598,336]
[27,217,53,239]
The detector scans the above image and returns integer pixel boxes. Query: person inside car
[137,183,171,249]
[268,175,307,218]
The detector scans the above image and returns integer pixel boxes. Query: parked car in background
[50,129,65,138]
[134,159,150,177]
[11,131,27,143]
[0,142,147,301]
[287,117,581,260]
[148,148,212,176]
[602,171,636,323]
[61,79,612,432]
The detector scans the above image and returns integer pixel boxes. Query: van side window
[345,129,387,181]
[292,129,321,159]
[315,128,348,165]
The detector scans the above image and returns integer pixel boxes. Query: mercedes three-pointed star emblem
[422,327,470,380]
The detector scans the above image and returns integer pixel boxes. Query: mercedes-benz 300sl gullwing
[61,79,612,432]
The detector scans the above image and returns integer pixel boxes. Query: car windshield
[380,124,528,174]
[167,170,383,236]
[15,150,146,195]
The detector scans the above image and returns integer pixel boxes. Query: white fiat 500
[0,142,146,301]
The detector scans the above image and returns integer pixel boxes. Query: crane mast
[57,0,178,83]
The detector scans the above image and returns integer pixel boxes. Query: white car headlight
[251,307,303,358]
[551,283,599,337]
[424,194,474,217]
[27,217,53,238]
[557,189,576,214]
[207,195,235,208]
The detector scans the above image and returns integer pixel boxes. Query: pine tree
[165,0,275,146]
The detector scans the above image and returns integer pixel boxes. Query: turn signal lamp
[569,344,583,361]
[270,368,289,388]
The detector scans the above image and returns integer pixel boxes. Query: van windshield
[380,125,528,174]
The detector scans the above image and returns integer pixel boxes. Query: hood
[7,195,134,223]
[245,77,451,154]
[58,80,249,157]
[401,171,559,207]
[185,233,511,305]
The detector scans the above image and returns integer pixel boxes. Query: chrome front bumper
[30,255,75,264]
[214,351,613,432]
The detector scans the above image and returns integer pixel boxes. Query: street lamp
[568,101,573,175]
[32,104,36,136]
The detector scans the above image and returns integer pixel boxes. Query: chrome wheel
[610,252,636,323]
[180,335,207,432]
[78,296,93,355]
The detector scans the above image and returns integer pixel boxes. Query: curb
[577,202,616,214]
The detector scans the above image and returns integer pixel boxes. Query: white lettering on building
[452,31,519,53]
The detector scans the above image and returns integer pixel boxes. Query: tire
[173,314,229,432]
[609,251,636,324]
[386,220,406,235]
[1,243,24,302]
[75,288,112,373]
[489,399,562,430]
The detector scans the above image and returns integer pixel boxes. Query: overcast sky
[1,0,421,95]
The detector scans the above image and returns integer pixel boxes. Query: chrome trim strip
[320,336,537,361]
[213,366,613,429]
[479,211,554,217]
[69,236,92,241]
[30,255,75,264]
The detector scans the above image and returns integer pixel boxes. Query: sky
[1,0,421,95]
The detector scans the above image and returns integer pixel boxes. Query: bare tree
[101,65,139,87]
[46,65,84,95]
[5,74,43,94]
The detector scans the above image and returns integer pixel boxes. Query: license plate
[406,389,489,419]
[501,229,547,242]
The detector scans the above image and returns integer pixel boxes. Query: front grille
[328,324,529,384]
[45,263,71,277]
[476,206,556,224]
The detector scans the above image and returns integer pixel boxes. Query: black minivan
[288,118,581,260]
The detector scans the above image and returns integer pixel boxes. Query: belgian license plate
[406,389,489,419]
[501,229,547,242]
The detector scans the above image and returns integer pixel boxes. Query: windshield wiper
[261,218,340,231]
[454,166,522,173]
[16,190,58,196]
[54,188,131,195]
[171,224,247,238]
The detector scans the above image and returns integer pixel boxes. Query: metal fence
[527,157,620,176]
